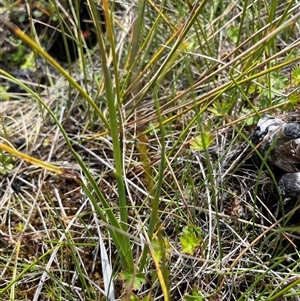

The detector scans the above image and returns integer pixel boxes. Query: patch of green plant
[184,290,204,301]
[6,40,28,67]
[180,225,202,255]
[0,151,14,176]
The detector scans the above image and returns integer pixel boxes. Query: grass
[1,0,300,300]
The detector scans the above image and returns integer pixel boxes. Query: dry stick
[217,202,300,294]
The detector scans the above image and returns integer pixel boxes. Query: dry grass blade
[1,0,300,300]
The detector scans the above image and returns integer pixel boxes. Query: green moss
[7,41,27,66]
[21,52,36,71]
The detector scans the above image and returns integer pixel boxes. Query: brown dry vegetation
[1,0,300,300]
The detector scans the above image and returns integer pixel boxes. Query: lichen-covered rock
[279,173,300,198]
[253,114,300,197]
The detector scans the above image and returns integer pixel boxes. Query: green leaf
[270,74,288,89]
[180,225,202,255]
[120,270,145,290]
[0,153,15,174]
[208,101,232,116]
[228,27,239,43]
[248,84,262,95]
[288,93,300,105]
[190,132,215,151]
[184,289,204,301]
[292,66,300,85]
[152,236,172,262]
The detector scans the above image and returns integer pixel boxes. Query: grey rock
[279,173,300,197]
[253,115,284,152]
[253,115,300,197]
[283,123,300,139]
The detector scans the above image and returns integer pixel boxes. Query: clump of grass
[1,0,300,300]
